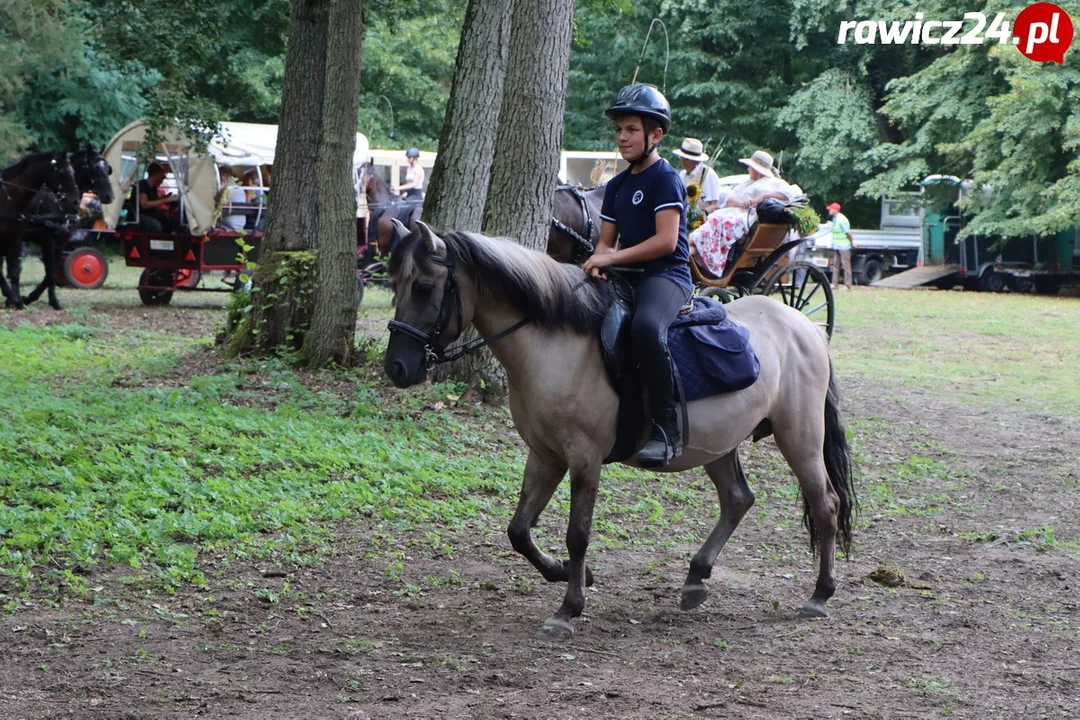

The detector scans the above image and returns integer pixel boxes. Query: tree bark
[303,0,365,367]
[483,0,575,250]
[226,0,329,355]
[422,0,511,232]
[424,0,512,393]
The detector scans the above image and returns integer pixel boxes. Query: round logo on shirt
[632,190,644,206]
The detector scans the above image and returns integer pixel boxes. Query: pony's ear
[390,218,411,246]
[417,221,446,255]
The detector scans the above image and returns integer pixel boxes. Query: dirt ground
[2,300,1079,720]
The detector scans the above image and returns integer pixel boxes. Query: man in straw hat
[672,138,722,213]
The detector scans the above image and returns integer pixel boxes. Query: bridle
[387,244,531,369]
[549,185,597,266]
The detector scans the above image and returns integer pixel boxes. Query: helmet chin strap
[628,140,659,167]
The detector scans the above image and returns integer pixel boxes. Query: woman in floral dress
[689,150,795,278]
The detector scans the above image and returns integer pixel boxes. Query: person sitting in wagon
[687,150,795,278]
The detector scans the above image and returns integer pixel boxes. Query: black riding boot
[637,409,680,468]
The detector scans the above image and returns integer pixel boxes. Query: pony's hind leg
[681,450,755,611]
[772,417,840,619]
[507,450,595,586]
[541,456,601,639]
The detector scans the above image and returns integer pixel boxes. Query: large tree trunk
[225,0,328,357]
[424,0,512,393]
[483,0,575,250]
[423,0,511,232]
[303,0,365,367]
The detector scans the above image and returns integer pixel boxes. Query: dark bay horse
[0,151,79,308]
[384,221,856,639]
[547,184,605,266]
[22,147,114,309]
[360,163,423,256]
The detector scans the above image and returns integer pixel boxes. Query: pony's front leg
[508,450,570,581]
[4,254,24,309]
[0,264,17,308]
[541,458,600,640]
[25,244,59,309]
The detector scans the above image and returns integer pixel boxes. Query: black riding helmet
[604,84,671,166]
[604,84,671,133]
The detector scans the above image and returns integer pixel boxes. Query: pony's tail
[803,359,858,556]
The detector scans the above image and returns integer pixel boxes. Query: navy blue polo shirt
[600,158,691,292]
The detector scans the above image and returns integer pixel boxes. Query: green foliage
[357,3,466,149]
[790,204,821,236]
[0,1,153,160]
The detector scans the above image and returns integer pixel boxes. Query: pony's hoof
[799,601,829,619]
[680,583,709,611]
[539,617,574,640]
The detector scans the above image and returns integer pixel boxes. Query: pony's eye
[412,280,434,296]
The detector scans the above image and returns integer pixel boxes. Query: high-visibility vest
[831,213,851,250]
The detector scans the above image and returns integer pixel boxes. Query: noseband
[387,251,464,368]
[386,244,532,369]
[550,186,597,266]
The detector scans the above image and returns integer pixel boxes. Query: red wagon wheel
[63,248,110,289]
[175,269,202,289]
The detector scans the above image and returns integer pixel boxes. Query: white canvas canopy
[101,119,369,234]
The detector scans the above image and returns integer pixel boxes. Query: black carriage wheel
[138,269,174,306]
[761,261,836,341]
[700,287,736,303]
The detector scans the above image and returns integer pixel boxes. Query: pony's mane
[2,152,57,180]
[390,229,613,335]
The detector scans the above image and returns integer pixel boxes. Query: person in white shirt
[217,166,248,231]
[395,147,425,202]
[672,137,722,213]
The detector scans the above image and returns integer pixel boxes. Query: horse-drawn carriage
[99,120,371,305]
[549,187,836,340]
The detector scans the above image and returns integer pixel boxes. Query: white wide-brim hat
[739,150,778,178]
[672,137,709,163]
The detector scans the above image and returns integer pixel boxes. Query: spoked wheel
[761,261,836,341]
[63,248,110,289]
[137,269,174,306]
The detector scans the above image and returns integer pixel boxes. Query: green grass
[0,301,683,609]
[2,278,1077,611]
[829,288,1080,414]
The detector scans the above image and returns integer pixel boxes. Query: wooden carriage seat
[690,222,791,284]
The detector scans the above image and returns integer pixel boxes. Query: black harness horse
[547,184,605,266]
[0,151,79,308]
[21,147,114,309]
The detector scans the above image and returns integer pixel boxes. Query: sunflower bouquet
[686,182,706,231]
